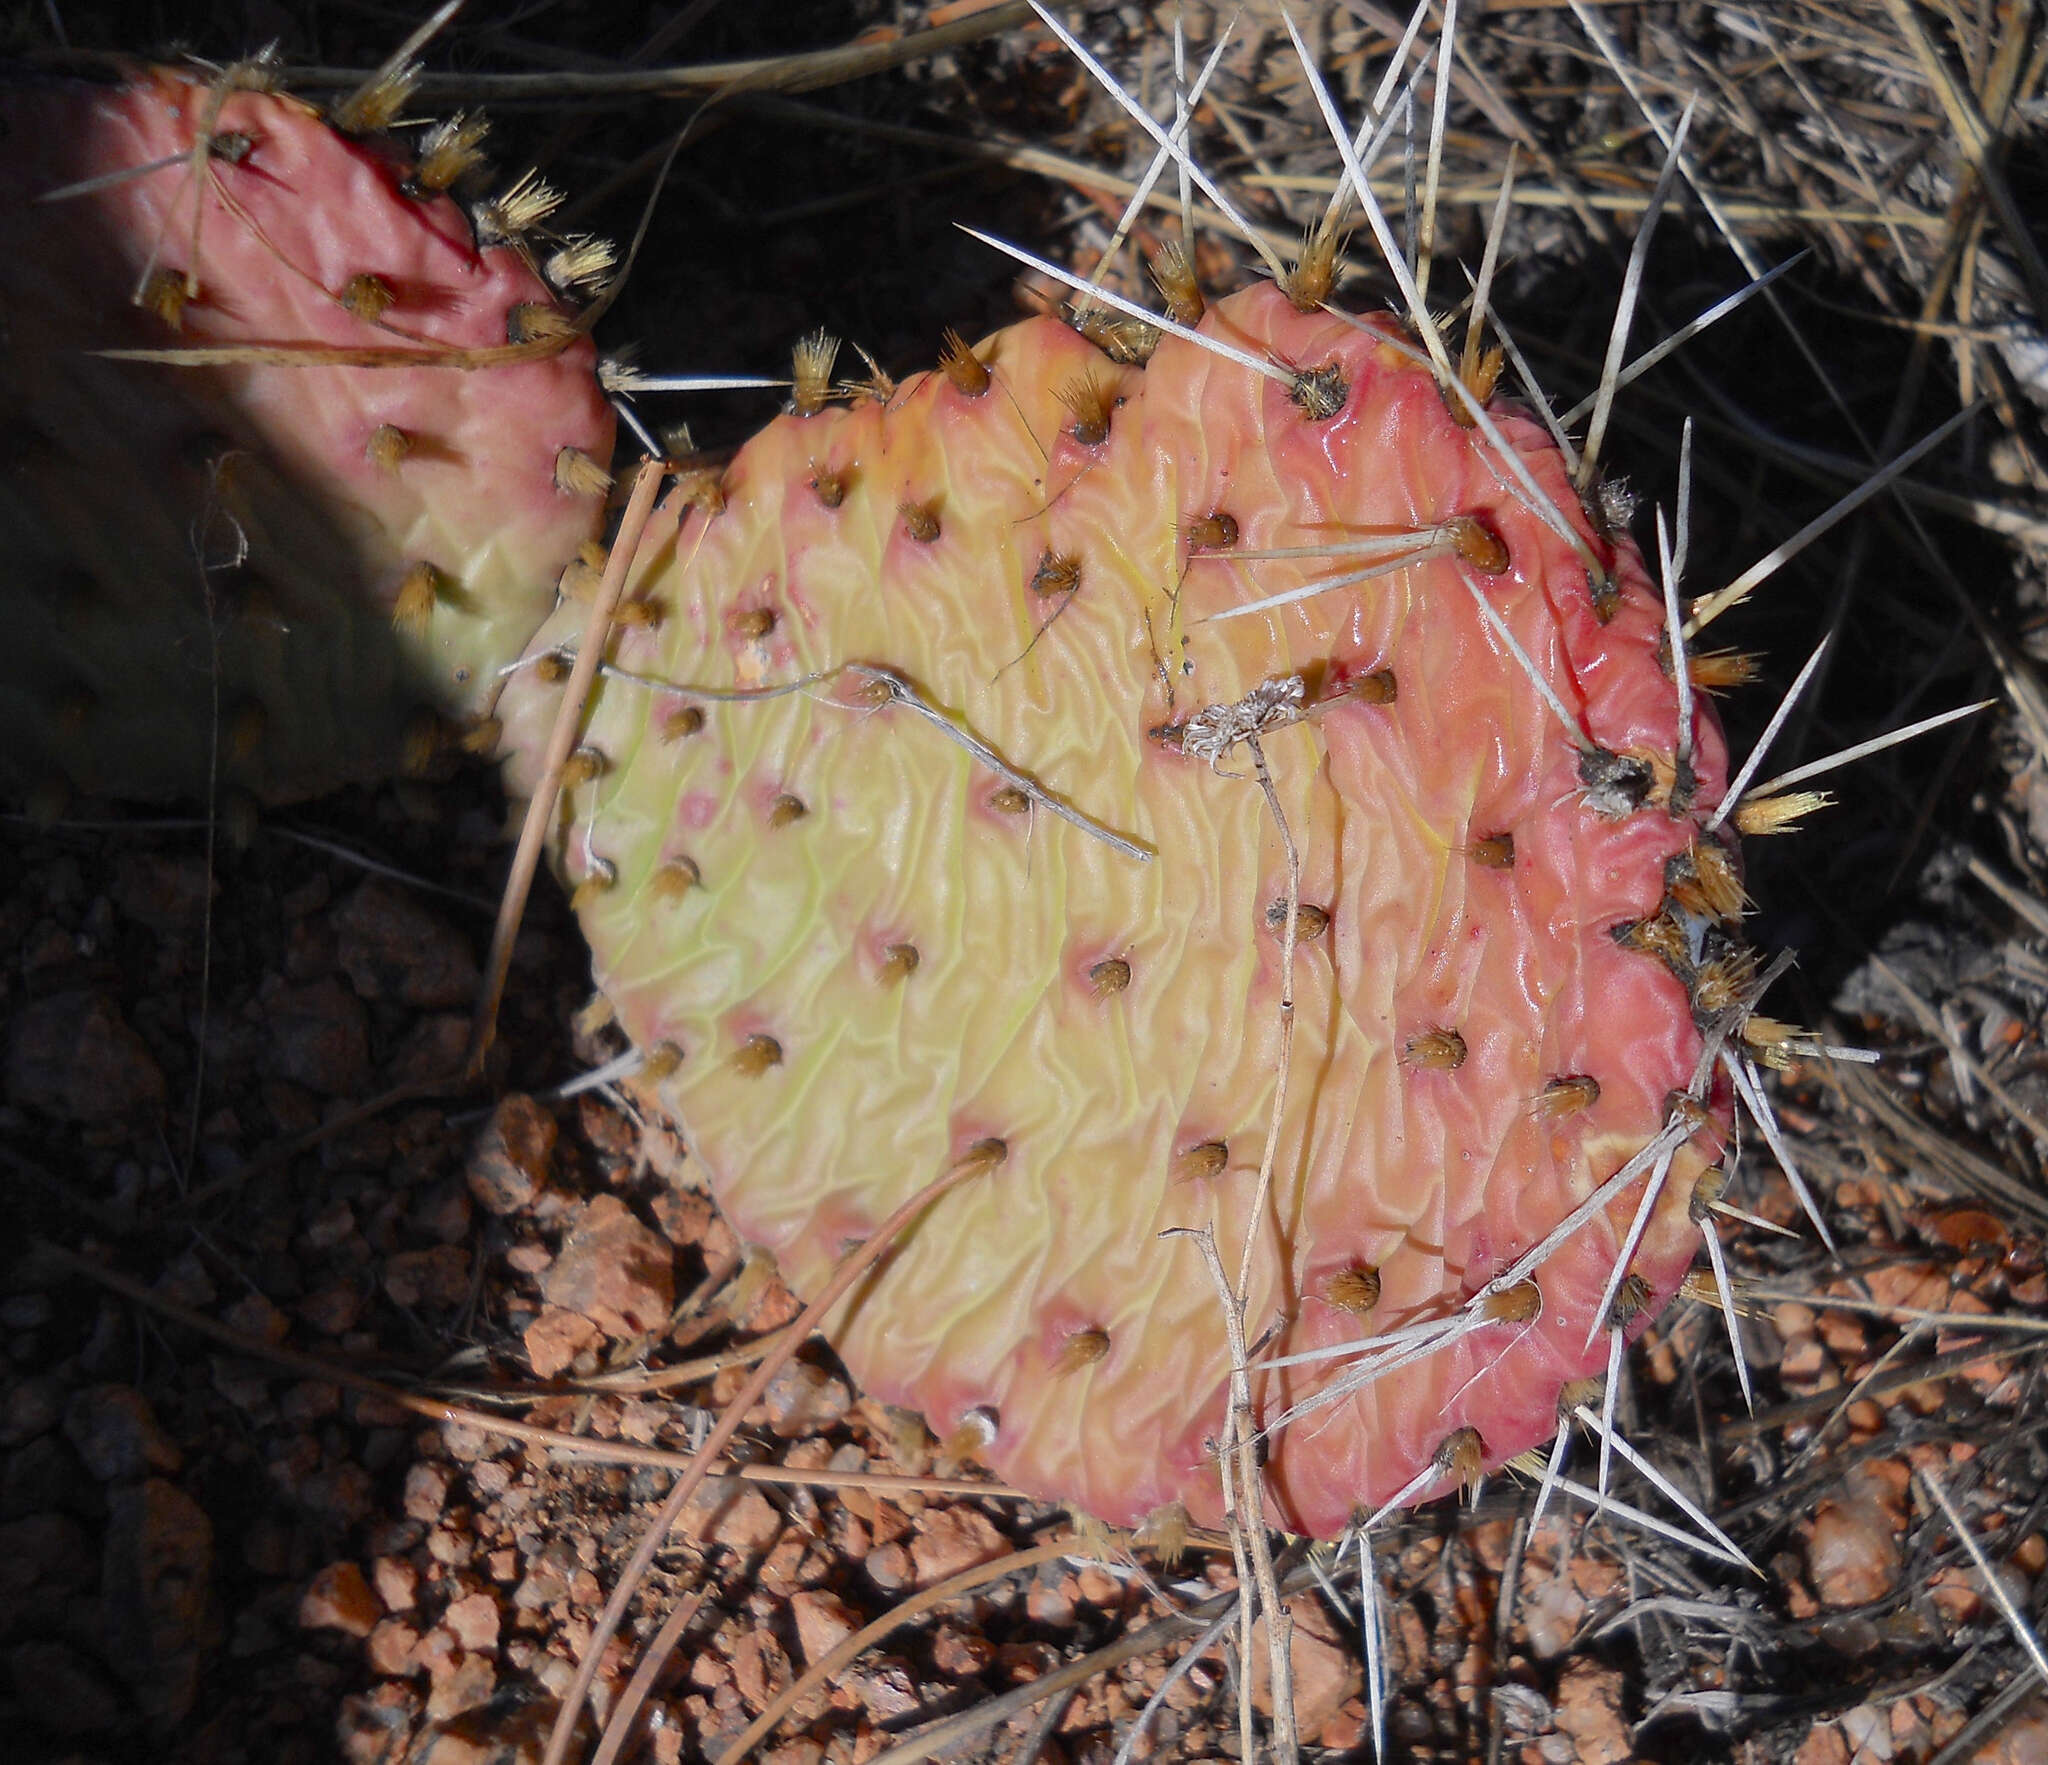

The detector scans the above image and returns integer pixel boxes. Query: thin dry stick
[1177,1226,1298,1765]
[542,1138,1008,1765]
[715,1537,1078,1765]
[1209,720,1307,1765]
[588,1589,707,1765]
[468,460,667,1080]
[37,1240,1018,1499]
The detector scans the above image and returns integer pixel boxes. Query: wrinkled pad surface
[501,285,1732,1537]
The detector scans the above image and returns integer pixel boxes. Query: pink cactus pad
[499,283,1741,1539]
[0,66,613,804]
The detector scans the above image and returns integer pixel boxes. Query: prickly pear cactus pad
[0,65,614,805]
[499,283,1741,1539]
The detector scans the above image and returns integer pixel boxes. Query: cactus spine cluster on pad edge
[0,63,615,809]
[496,280,1758,1540]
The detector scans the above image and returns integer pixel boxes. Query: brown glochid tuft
[340,272,396,323]
[1172,1140,1228,1183]
[1281,226,1343,312]
[899,498,941,543]
[879,943,920,985]
[791,329,841,417]
[939,328,991,397]
[1445,515,1510,575]
[1609,1272,1654,1327]
[1184,510,1239,552]
[1404,1027,1467,1071]
[365,423,412,471]
[650,858,701,903]
[1057,374,1117,446]
[733,1034,782,1076]
[553,445,611,497]
[661,704,705,742]
[410,112,490,195]
[570,856,616,911]
[140,267,188,330]
[768,793,807,828]
[391,561,443,634]
[1150,242,1204,326]
[1434,1425,1486,1488]
[1322,1265,1382,1314]
[1054,1328,1111,1375]
[1289,362,1349,421]
[1088,957,1132,997]
[1534,1074,1600,1118]
[1469,831,1515,870]
[1031,550,1082,598]
[508,302,576,347]
[1264,899,1330,939]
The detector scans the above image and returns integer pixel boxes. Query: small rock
[1249,1594,1362,1739]
[1794,1723,1852,1765]
[367,1617,423,1677]
[682,1479,783,1554]
[336,1682,420,1765]
[412,1703,556,1765]
[102,1477,214,1730]
[260,977,372,1097]
[64,1385,182,1481]
[468,1095,558,1215]
[909,1507,1008,1587]
[1972,1697,2048,1763]
[865,1543,913,1592]
[523,1307,601,1380]
[223,1290,290,1344]
[930,1624,994,1678]
[372,1554,420,1611]
[789,1589,861,1664]
[301,1560,382,1638]
[443,1590,501,1653]
[409,1178,474,1246]
[1551,1659,1632,1765]
[296,1283,365,1337]
[1,1373,66,1446]
[540,1195,674,1338]
[334,878,479,1009]
[425,1652,498,1723]
[113,852,215,935]
[1808,1494,1902,1608]
[761,1361,853,1438]
[730,1631,793,1712]
[384,1244,473,1310]
[6,990,165,1121]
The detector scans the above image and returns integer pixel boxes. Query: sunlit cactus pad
[0,64,613,805]
[500,282,1740,1538]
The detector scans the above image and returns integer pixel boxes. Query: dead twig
[469,459,667,1081]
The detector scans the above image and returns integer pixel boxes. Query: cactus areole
[500,282,1744,1540]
